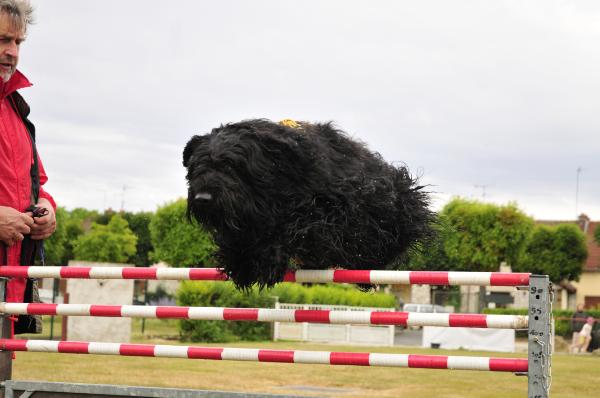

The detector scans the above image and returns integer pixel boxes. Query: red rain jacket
[0,70,55,305]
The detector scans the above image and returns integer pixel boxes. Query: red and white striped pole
[0,266,531,286]
[0,339,528,373]
[0,303,529,329]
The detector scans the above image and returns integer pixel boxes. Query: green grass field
[11,318,600,397]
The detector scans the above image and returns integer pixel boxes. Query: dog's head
[183,119,312,233]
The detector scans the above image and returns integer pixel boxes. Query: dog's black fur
[183,119,433,289]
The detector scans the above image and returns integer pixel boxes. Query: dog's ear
[183,135,207,167]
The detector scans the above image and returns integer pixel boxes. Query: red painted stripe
[189,268,228,280]
[409,272,450,285]
[295,310,330,323]
[223,308,259,321]
[58,341,90,354]
[187,347,224,360]
[283,271,296,282]
[122,268,157,279]
[90,305,122,317]
[489,358,528,372]
[258,349,295,363]
[408,354,448,369]
[333,270,371,284]
[60,267,92,278]
[449,314,488,328]
[490,273,530,286]
[330,352,371,366]
[27,303,58,316]
[0,339,27,351]
[0,266,30,278]
[370,311,409,326]
[120,344,156,356]
[156,306,190,318]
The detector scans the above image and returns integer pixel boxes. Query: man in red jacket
[0,0,56,334]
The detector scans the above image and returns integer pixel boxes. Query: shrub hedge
[177,281,397,342]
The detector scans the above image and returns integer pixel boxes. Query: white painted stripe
[294,270,335,283]
[154,345,189,358]
[88,342,121,355]
[1,303,29,314]
[293,350,331,364]
[57,304,91,316]
[329,311,371,324]
[89,267,125,279]
[486,315,528,329]
[188,307,225,320]
[369,353,409,367]
[257,309,295,322]
[447,356,490,371]
[221,348,260,361]
[407,313,450,327]
[156,268,191,280]
[26,340,60,353]
[448,272,491,285]
[120,306,157,318]
[369,271,411,284]
[28,266,61,278]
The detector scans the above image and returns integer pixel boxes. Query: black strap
[8,91,39,205]
[6,91,44,267]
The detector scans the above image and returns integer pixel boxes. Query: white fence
[272,303,395,346]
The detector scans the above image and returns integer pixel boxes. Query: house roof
[537,214,600,272]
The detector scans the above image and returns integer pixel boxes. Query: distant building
[538,214,600,310]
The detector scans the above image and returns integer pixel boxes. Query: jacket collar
[0,69,32,100]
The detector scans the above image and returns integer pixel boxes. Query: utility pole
[575,167,582,218]
[120,185,128,212]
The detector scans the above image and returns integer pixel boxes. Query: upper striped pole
[0,339,528,373]
[0,266,530,286]
[0,303,529,329]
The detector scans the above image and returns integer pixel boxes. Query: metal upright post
[528,275,553,398]
[0,277,12,397]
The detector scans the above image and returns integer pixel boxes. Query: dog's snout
[194,192,213,201]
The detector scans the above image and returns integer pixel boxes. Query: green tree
[96,209,154,266]
[43,207,68,265]
[60,207,100,265]
[405,215,458,271]
[73,214,137,263]
[122,211,154,266]
[149,199,216,267]
[516,224,587,283]
[440,198,534,271]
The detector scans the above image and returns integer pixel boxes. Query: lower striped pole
[0,339,527,372]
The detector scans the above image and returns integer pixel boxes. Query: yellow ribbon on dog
[279,119,301,129]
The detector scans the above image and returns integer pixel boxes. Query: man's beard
[0,69,14,82]
[0,58,16,82]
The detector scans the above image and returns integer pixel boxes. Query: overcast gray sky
[19,0,600,220]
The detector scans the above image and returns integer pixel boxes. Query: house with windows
[538,214,600,310]
[572,215,600,309]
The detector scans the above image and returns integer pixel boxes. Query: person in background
[570,304,588,349]
[570,317,595,354]
[0,0,56,335]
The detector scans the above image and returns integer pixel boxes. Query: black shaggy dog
[183,119,433,289]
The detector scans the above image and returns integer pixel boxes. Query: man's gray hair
[0,0,34,33]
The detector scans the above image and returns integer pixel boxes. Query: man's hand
[29,198,57,240]
[0,206,34,246]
